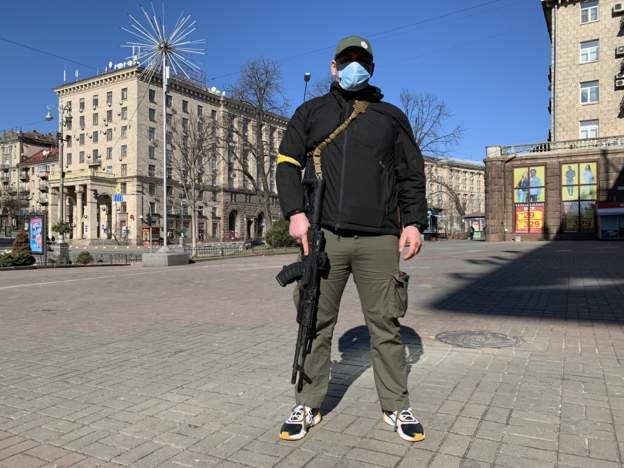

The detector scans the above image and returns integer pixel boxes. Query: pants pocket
[388,272,409,318]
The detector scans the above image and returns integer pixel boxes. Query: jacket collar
[330,81,383,102]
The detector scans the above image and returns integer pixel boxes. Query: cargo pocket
[388,272,409,318]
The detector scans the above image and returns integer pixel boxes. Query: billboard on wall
[515,205,529,233]
[515,204,544,234]
[561,162,597,233]
[28,216,44,255]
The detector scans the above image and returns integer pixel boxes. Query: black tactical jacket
[276,82,428,235]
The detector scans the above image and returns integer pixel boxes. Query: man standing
[276,36,428,442]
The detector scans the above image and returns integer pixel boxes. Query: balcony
[39,195,48,206]
[19,171,29,182]
[1,163,9,173]
[39,184,49,193]
[489,134,624,158]
[37,169,49,179]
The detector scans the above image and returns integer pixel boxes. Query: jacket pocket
[387,271,409,318]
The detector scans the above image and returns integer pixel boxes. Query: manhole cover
[435,330,520,349]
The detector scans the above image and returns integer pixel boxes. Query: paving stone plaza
[0,241,623,467]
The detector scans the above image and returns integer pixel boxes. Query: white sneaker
[383,408,425,442]
[279,405,322,441]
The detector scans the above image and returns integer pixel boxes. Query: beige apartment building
[486,0,624,241]
[48,64,286,246]
[18,148,59,215]
[424,156,485,235]
[0,130,56,234]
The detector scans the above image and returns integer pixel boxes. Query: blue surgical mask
[337,61,371,91]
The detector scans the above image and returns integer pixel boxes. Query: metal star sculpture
[122,4,205,249]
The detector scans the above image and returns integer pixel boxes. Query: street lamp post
[303,72,311,102]
[45,103,72,241]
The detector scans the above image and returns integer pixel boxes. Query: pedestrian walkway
[0,241,623,467]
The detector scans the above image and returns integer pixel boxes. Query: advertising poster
[580,184,597,200]
[563,164,578,186]
[580,201,596,232]
[562,185,579,202]
[562,202,580,232]
[528,166,545,203]
[529,204,545,232]
[580,162,597,185]
[28,216,44,254]
[514,166,545,203]
[513,168,529,203]
[515,205,529,233]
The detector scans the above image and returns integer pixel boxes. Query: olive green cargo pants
[294,229,410,412]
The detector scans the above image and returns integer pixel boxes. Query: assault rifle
[275,174,329,391]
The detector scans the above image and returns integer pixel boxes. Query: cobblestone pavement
[0,240,623,468]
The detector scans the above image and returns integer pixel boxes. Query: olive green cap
[335,35,373,59]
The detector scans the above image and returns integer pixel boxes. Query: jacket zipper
[335,126,348,230]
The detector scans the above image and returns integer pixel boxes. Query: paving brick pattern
[0,241,623,467]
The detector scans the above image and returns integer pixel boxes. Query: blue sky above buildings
[0,0,549,161]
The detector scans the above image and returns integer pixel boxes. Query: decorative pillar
[111,198,118,240]
[75,186,84,240]
[48,188,59,238]
[87,187,99,241]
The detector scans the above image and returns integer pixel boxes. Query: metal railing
[500,135,624,156]
[185,244,297,259]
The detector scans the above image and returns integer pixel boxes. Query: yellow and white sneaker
[383,408,425,442]
[279,404,322,441]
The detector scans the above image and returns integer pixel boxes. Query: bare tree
[226,58,288,227]
[306,74,334,99]
[170,111,218,252]
[400,90,464,156]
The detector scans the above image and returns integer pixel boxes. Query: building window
[79,98,85,112]
[148,164,155,177]
[149,201,155,214]
[92,113,98,126]
[106,91,113,106]
[79,133,85,145]
[120,202,127,214]
[92,130,98,143]
[148,183,155,195]
[121,164,127,176]
[182,118,189,132]
[121,144,127,159]
[581,0,599,23]
[182,100,189,113]
[121,107,128,120]
[166,113,172,126]
[106,109,113,123]
[120,182,127,194]
[79,151,85,164]
[66,153,72,165]
[92,95,98,108]
[106,128,112,141]
[66,137,72,148]
[121,125,128,139]
[513,166,545,234]
[92,149,99,162]
[149,89,156,103]
[198,105,203,117]
[79,116,85,129]
[149,108,156,122]
[148,127,156,140]
[148,146,156,159]
[106,165,112,173]
[561,162,597,233]
[166,94,172,107]
[580,80,599,104]
[121,87,128,100]
[106,147,112,160]
[580,40,599,63]
[580,119,599,139]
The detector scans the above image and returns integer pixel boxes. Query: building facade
[424,156,485,235]
[48,64,285,246]
[0,130,56,234]
[486,0,624,241]
[18,148,59,216]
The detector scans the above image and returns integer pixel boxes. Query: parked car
[243,238,265,249]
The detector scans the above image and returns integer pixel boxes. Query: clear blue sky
[0,0,550,161]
